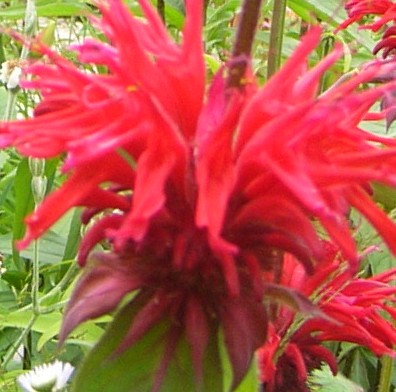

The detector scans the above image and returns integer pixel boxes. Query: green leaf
[62,319,107,348]
[287,0,375,53]
[0,310,62,333]
[12,158,34,268]
[219,330,259,392]
[234,360,258,392]
[342,348,378,391]
[0,0,89,19]
[373,183,396,211]
[1,270,26,292]
[36,318,62,351]
[72,300,223,392]
[0,88,7,120]
[0,210,80,264]
[164,4,184,30]
[62,208,82,262]
[308,364,364,392]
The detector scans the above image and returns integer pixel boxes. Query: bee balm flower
[2,0,396,389]
[258,251,396,392]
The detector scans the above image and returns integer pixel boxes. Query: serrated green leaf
[308,364,364,392]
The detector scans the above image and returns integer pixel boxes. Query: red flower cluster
[258,249,396,391]
[339,0,395,30]
[2,0,396,388]
[339,0,396,57]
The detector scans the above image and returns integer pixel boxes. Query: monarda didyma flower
[338,0,396,31]
[338,0,396,58]
[3,0,396,389]
[257,249,396,392]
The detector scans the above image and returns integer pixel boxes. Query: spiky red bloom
[3,0,396,388]
[258,250,396,392]
[338,0,396,31]
[339,0,396,58]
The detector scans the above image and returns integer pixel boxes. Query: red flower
[338,0,396,31]
[2,0,396,388]
[258,250,396,392]
[338,0,396,58]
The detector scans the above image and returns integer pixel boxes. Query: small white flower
[17,360,74,392]
[7,66,22,89]
[0,60,23,89]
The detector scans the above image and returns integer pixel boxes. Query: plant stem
[204,0,210,25]
[227,0,263,88]
[2,315,37,367]
[267,0,287,79]
[377,356,393,392]
[19,263,78,313]
[157,0,165,22]
[3,92,17,121]
[32,238,40,314]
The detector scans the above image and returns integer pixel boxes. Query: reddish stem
[227,0,263,88]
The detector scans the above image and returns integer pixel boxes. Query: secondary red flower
[338,0,396,58]
[2,0,396,389]
[338,0,396,31]
[258,250,396,392]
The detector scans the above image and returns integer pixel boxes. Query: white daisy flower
[17,360,74,392]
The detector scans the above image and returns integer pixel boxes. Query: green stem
[39,300,70,314]
[0,34,5,64]
[21,0,37,58]
[377,356,393,392]
[227,0,263,88]
[204,0,210,25]
[267,0,287,79]
[3,91,18,121]
[32,238,40,314]
[19,263,77,313]
[2,315,37,367]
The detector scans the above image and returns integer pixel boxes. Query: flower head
[338,0,396,58]
[338,0,396,31]
[3,0,396,388]
[258,250,396,392]
[17,360,74,392]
